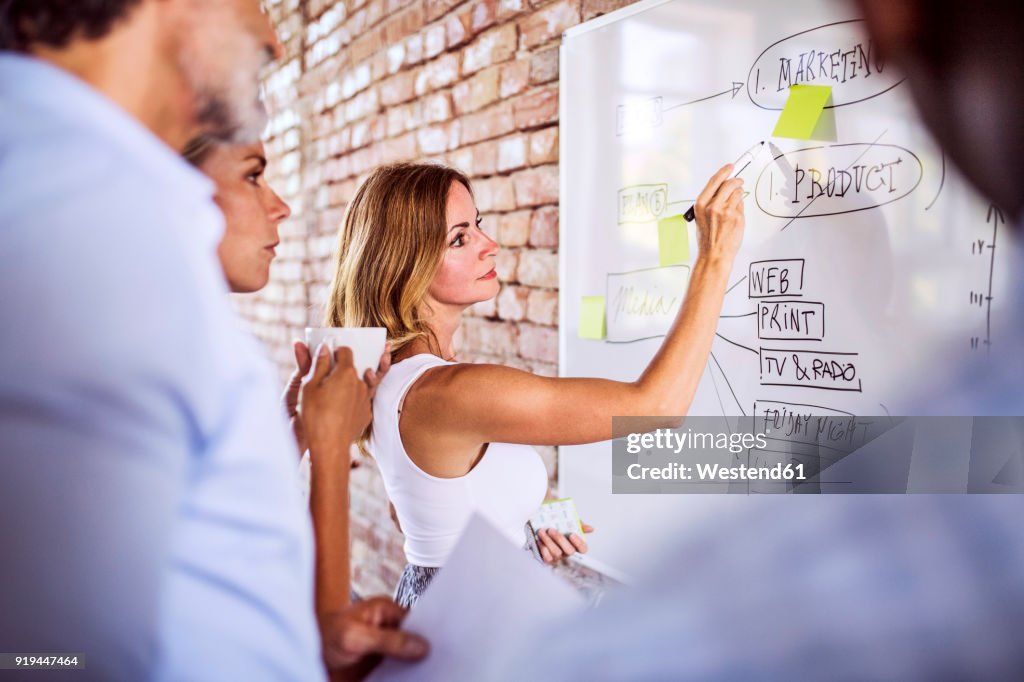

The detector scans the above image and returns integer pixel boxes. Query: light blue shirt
[0,54,324,681]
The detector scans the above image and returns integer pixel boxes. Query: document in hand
[369,513,586,681]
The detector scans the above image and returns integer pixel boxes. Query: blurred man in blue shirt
[0,2,424,680]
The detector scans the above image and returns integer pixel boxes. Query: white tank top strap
[373,355,453,460]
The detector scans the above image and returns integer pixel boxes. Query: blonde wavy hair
[325,163,473,451]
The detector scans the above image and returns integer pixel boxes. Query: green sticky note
[657,214,689,266]
[772,85,832,140]
[579,296,606,340]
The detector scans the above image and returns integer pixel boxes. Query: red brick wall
[246,0,641,597]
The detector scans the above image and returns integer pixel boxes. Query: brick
[307,3,347,42]
[497,133,527,172]
[450,324,466,349]
[529,205,558,246]
[517,248,558,287]
[349,145,384,174]
[348,26,384,63]
[500,59,531,98]
[512,85,558,128]
[582,0,637,22]
[526,288,558,325]
[470,0,498,32]
[324,81,342,109]
[414,52,460,95]
[496,284,530,321]
[350,119,373,149]
[385,41,406,74]
[529,46,558,84]
[452,66,501,115]
[472,176,516,212]
[422,91,453,123]
[424,22,447,58]
[283,304,309,327]
[386,0,417,13]
[366,0,385,27]
[404,32,425,65]
[470,296,497,318]
[497,209,531,246]
[426,0,463,21]
[462,23,517,75]
[379,70,415,105]
[497,0,528,21]
[380,131,418,163]
[517,322,558,362]
[344,87,380,123]
[446,9,472,48]
[495,248,519,281]
[417,121,460,154]
[512,165,558,207]
[461,318,518,352]
[386,101,422,136]
[370,51,390,80]
[470,140,498,176]
[449,147,474,175]
[520,0,579,49]
[528,126,558,164]
[342,61,373,98]
[329,181,353,205]
[460,101,515,145]
[370,113,388,141]
[383,2,425,44]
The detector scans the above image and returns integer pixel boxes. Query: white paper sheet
[369,513,586,681]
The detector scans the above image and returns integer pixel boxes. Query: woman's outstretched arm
[401,165,745,457]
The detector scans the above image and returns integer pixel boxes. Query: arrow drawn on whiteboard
[706,360,733,431]
[716,332,759,356]
[709,351,746,416]
[987,203,1006,226]
[725,275,748,295]
[780,128,889,232]
[663,82,744,113]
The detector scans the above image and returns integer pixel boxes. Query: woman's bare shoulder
[405,361,536,408]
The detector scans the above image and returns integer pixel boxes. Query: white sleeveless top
[370,354,548,567]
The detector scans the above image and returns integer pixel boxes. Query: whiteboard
[557,0,1015,578]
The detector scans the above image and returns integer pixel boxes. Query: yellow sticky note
[657,214,689,266]
[772,85,832,140]
[579,296,606,340]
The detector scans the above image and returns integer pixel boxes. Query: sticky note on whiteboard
[657,214,689,266]
[772,85,832,140]
[579,296,606,339]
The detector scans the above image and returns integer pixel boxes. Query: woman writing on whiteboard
[320,162,745,606]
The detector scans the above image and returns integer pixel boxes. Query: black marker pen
[683,140,764,222]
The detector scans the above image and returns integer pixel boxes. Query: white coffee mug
[304,327,387,377]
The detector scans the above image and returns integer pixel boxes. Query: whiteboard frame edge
[558,0,695,584]
[557,41,568,384]
[562,0,677,40]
